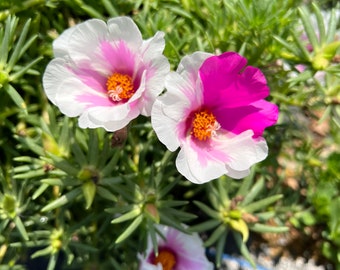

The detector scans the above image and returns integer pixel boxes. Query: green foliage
[0,0,340,269]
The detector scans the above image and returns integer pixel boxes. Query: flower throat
[106,72,134,102]
[153,250,176,270]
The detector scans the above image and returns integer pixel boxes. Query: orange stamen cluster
[106,73,134,102]
[191,109,220,141]
[153,250,176,270]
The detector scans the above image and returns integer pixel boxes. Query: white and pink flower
[138,225,213,270]
[43,17,170,131]
[152,52,279,184]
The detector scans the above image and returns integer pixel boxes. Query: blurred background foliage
[0,0,340,269]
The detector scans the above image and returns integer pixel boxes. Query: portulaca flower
[138,225,213,270]
[152,52,279,184]
[43,17,170,131]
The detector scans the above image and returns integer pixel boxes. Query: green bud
[42,132,61,156]
[229,210,242,220]
[312,53,330,70]
[144,203,160,223]
[229,219,249,243]
[82,181,96,209]
[2,194,17,219]
[77,167,100,183]
[50,229,63,253]
[0,69,9,88]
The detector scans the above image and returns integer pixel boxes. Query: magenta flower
[152,52,279,184]
[43,17,169,131]
[138,225,213,270]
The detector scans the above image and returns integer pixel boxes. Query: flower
[43,17,169,131]
[138,225,213,270]
[152,52,279,184]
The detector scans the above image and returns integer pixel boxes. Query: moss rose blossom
[43,17,170,131]
[138,225,213,270]
[151,52,279,184]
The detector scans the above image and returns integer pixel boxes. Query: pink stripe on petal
[76,93,113,108]
[100,40,136,76]
[189,138,230,166]
[71,65,107,94]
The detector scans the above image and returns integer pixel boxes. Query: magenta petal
[200,53,270,108]
[199,52,246,106]
[214,100,279,137]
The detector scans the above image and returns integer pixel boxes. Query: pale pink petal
[43,17,169,132]
[139,225,213,270]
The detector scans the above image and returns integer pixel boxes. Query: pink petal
[214,100,279,137]
[200,53,270,108]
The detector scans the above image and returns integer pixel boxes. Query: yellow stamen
[153,250,176,270]
[191,109,220,141]
[106,73,134,102]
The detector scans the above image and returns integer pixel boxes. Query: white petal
[163,72,201,121]
[67,19,108,62]
[141,31,166,63]
[217,130,268,171]
[176,142,227,184]
[43,58,72,104]
[139,55,170,116]
[151,99,180,152]
[177,51,212,75]
[225,166,250,179]
[78,103,140,131]
[54,77,90,117]
[53,26,76,57]
[107,17,142,51]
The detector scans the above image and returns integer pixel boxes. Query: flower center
[106,72,134,102]
[153,250,176,270]
[191,109,220,141]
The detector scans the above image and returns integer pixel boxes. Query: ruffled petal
[140,31,166,63]
[107,17,143,50]
[200,53,270,109]
[53,26,76,57]
[43,58,73,105]
[139,54,170,116]
[162,72,202,120]
[177,52,212,87]
[216,130,268,172]
[66,19,108,62]
[78,106,139,131]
